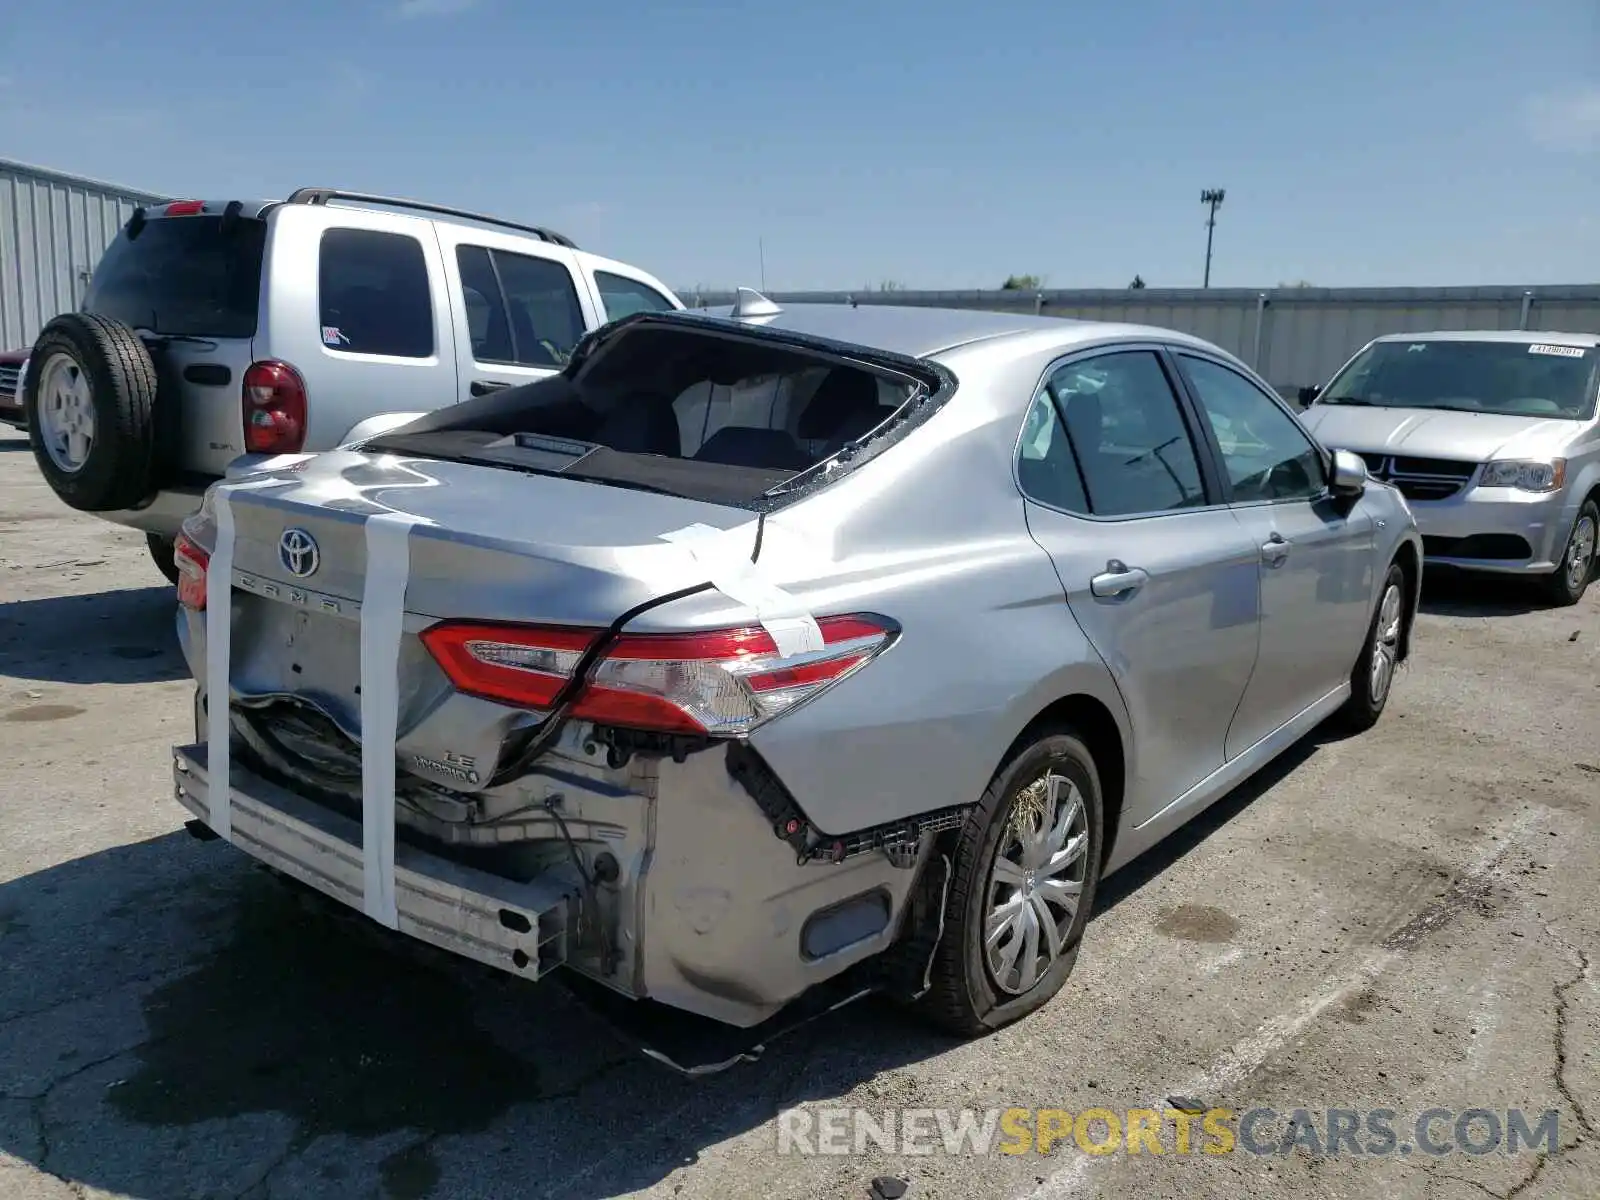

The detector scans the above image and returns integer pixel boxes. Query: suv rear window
[318,228,435,358]
[368,318,934,507]
[82,215,266,339]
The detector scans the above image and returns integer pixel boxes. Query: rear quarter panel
[638,343,1134,836]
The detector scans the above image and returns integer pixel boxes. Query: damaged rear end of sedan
[168,307,978,1059]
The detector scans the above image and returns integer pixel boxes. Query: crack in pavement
[26,1045,136,1199]
[1495,930,1592,1200]
[0,963,196,1035]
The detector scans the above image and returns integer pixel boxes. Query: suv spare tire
[24,313,160,513]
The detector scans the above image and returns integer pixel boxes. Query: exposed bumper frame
[172,742,577,980]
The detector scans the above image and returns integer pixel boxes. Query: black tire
[146,533,180,586]
[23,313,160,512]
[1333,561,1407,733]
[918,727,1104,1037]
[1538,499,1597,608]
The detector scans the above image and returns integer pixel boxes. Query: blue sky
[2,0,1596,291]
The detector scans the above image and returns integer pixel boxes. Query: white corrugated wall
[0,158,166,351]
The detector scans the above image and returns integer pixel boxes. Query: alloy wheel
[36,353,96,474]
[984,771,1090,996]
[1565,513,1596,592]
[1369,582,1403,705]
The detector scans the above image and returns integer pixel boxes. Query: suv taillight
[419,615,897,735]
[174,532,210,611]
[242,360,307,454]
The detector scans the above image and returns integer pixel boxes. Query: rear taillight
[242,360,308,454]
[174,532,209,611]
[419,615,896,735]
[164,200,205,216]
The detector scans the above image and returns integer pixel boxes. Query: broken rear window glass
[368,317,933,506]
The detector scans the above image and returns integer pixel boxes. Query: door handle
[1090,561,1149,598]
[1261,533,1291,567]
[470,379,513,397]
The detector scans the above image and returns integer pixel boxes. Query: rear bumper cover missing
[172,742,577,978]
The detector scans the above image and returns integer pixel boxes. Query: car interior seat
[594,396,682,457]
[693,426,813,471]
[796,368,886,453]
[508,303,561,367]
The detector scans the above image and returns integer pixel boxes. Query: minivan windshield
[82,214,267,339]
[368,318,932,507]
[1317,339,1598,419]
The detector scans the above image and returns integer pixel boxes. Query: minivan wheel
[1333,561,1406,733]
[1540,500,1597,608]
[918,728,1103,1037]
[146,533,180,585]
[24,313,160,512]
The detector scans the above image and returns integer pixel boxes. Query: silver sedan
[168,297,1422,1048]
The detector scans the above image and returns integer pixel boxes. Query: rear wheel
[1333,561,1406,733]
[918,728,1103,1036]
[24,313,160,512]
[146,533,180,586]
[1539,500,1597,608]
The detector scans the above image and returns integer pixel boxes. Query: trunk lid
[210,450,760,794]
[221,449,753,624]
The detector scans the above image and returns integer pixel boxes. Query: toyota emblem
[278,527,320,578]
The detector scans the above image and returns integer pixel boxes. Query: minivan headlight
[1480,459,1565,492]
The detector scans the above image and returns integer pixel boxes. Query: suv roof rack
[284,188,579,249]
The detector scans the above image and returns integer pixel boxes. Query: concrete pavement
[1,424,1595,1199]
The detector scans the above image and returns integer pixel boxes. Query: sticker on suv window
[322,326,350,347]
[1528,343,1586,358]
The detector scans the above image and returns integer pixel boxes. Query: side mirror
[1329,448,1367,497]
[1297,385,1321,406]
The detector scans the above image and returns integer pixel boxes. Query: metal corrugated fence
[0,157,166,350]
[683,285,1600,400]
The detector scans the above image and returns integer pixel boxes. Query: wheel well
[1391,540,1420,663]
[1017,695,1126,871]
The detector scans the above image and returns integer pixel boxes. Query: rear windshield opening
[370,320,930,506]
[82,214,267,340]
[1321,340,1599,419]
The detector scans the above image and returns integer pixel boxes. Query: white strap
[204,479,285,839]
[359,512,422,928]
[659,523,823,656]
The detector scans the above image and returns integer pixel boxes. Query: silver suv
[18,187,681,582]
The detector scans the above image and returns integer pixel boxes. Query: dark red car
[0,348,26,429]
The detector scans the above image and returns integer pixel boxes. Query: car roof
[1369,329,1600,348]
[686,301,1216,360]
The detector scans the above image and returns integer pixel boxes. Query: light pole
[1200,188,1226,288]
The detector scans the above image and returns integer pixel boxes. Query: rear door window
[595,271,677,320]
[83,214,266,339]
[492,250,586,367]
[318,228,434,358]
[456,245,514,362]
[456,245,586,368]
[1037,351,1209,517]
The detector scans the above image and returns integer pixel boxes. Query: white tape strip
[659,523,823,656]
[359,512,423,929]
[205,495,238,841]
[205,478,289,841]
